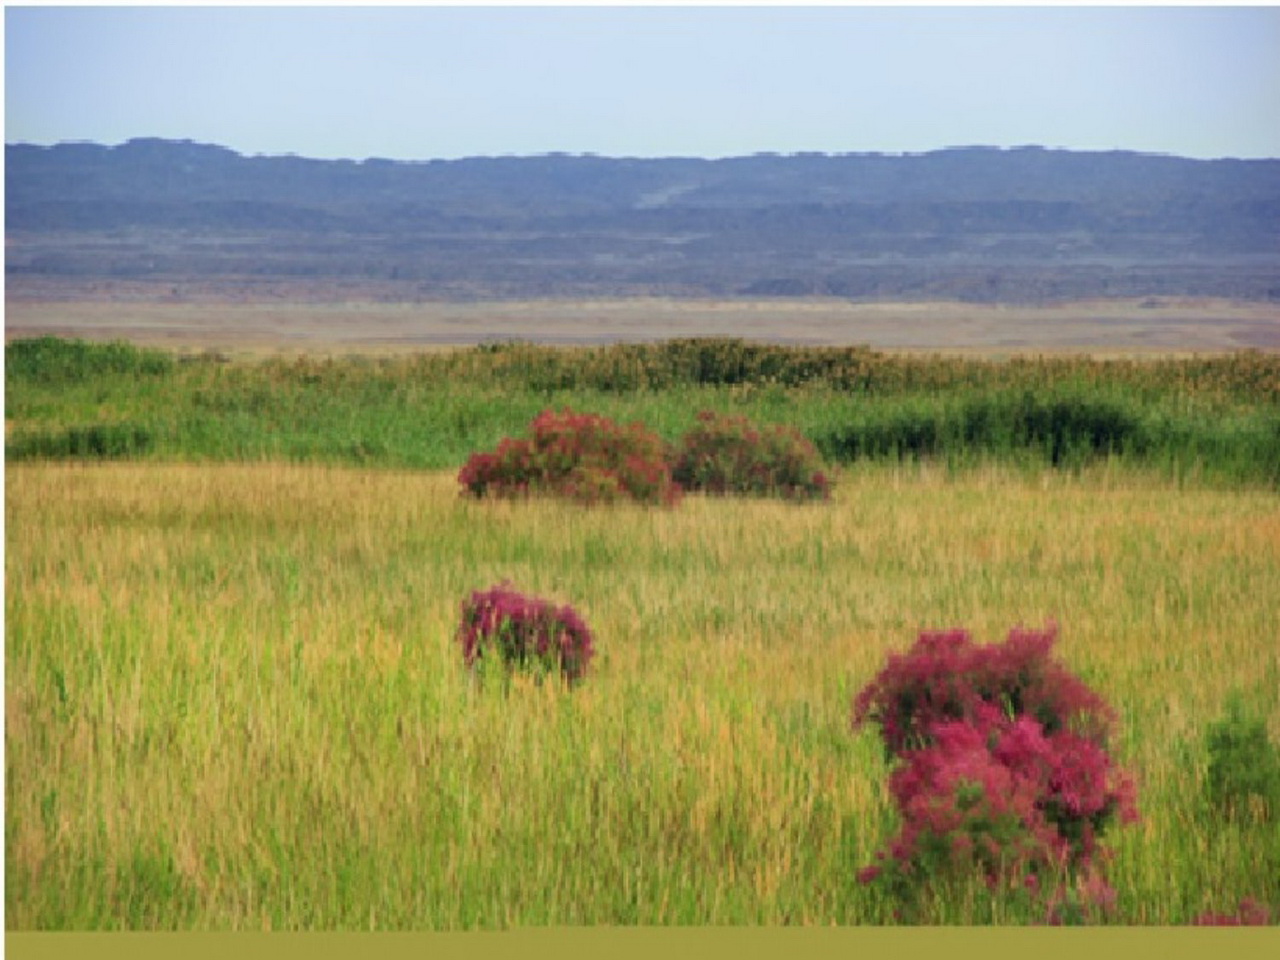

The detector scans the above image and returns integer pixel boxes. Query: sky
[5,4,1280,162]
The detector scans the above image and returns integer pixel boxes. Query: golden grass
[5,462,1279,928]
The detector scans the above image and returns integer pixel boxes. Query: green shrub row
[438,338,1280,402]
[9,336,1280,402]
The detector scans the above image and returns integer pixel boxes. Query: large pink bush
[853,624,1138,916]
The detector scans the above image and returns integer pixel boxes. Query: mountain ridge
[7,138,1279,303]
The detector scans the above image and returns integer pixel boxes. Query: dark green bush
[5,336,174,384]
[1205,692,1280,821]
[816,391,1149,466]
[6,423,157,461]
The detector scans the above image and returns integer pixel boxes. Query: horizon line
[8,136,1279,165]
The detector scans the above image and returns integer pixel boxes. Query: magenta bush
[670,410,831,501]
[852,624,1138,914]
[458,582,595,686]
[458,408,680,506]
[853,626,1115,758]
[1191,897,1272,926]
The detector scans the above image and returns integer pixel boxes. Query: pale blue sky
[6,5,1279,161]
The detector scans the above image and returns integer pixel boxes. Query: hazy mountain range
[7,138,1279,302]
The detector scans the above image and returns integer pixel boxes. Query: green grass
[6,337,1279,928]
[6,337,1280,486]
[6,461,1279,929]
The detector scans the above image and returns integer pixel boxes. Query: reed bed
[6,338,1280,486]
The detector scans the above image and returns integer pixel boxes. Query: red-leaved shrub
[458,408,680,506]
[852,624,1138,916]
[458,582,595,686]
[670,411,831,501]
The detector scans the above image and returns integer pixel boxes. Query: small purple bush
[671,410,831,501]
[853,624,1138,917]
[458,582,595,686]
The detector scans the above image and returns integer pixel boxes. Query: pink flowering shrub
[853,626,1115,757]
[670,411,832,501]
[458,582,595,686]
[852,624,1138,919]
[458,409,681,506]
[1192,897,1273,926]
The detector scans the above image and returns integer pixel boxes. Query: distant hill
[6,138,1280,302]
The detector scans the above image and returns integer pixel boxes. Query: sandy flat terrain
[5,295,1279,355]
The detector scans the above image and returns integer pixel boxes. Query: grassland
[6,460,1279,929]
[5,335,1280,929]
